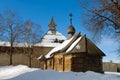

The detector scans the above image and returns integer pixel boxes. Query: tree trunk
[29,50,32,67]
[9,43,13,65]
[29,53,31,67]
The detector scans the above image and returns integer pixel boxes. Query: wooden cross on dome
[69,13,73,25]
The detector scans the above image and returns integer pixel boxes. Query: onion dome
[67,13,76,38]
[67,24,75,34]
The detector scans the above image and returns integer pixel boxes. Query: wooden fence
[103,62,120,72]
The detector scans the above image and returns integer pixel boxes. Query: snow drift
[0,65,120,80]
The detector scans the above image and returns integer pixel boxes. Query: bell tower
[48,17,57,31]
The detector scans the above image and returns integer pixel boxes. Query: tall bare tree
[23,19,42,67]
[0,9,25,65]
[80,0,120,53]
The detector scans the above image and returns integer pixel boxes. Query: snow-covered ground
[0,65,120,80]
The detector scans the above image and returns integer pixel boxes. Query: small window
[58,58,62,65]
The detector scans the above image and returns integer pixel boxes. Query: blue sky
[0,0,119,62]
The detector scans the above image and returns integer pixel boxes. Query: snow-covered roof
[66,36,82,53]
[0,42,32,47]
[45,36,74,58]
[35,30,67,47]
[0,42,10,47]
[45,33,105,59]
[45,33,81,58]
[0,30,66,48]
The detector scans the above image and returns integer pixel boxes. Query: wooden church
[38,14,106,73]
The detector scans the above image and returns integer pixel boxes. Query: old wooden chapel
[38,14,106,73]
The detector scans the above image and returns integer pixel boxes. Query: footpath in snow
[0,65,120,80]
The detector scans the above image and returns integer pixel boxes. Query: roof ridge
[65,35,84,53]
[60,33,80,52]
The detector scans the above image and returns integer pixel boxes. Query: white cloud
[99,38,116,46]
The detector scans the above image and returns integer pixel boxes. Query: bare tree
[80,0,120,35]
[0,9,25,65]
[80,0,120,53]
[23,19,42,67]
